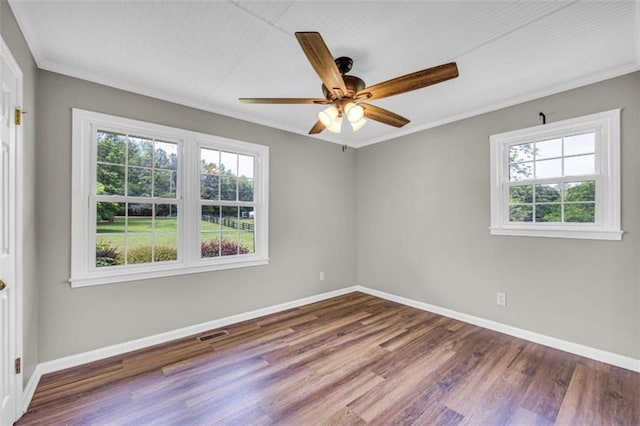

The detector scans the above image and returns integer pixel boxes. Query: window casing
[71,109,269,287]
[489,109,621,240]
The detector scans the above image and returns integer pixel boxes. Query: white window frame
[71,109,269,287]
[489,109,622,240]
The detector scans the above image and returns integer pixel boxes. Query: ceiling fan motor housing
[335,56,353,74]
[322,57,366,100]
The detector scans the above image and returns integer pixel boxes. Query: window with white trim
[489,109,622,240]
[71,109,269,287]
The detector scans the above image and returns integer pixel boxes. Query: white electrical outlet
[319,272,325,282]
[496,292,507,306]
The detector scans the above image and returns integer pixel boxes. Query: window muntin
[508,180,596,224]
[508,133,596,181]
[490,109,621,240]
[506,132,596,225]
[199,147,256,259]
[95,131,179,268]
[71,109,269,287]
[95,202,179,267]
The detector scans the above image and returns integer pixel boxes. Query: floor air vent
[197,330,229,342]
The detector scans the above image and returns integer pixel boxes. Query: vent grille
[197,330,229,342]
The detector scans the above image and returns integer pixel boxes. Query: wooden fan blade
[308,120,325,134]
[239,98,329,104]
[361,103,410,128]
[357,62,458,101]
[295,32,347,98]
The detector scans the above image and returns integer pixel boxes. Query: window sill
[489,226,623,241]
[70,257,269,288]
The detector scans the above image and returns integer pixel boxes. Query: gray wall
[357,72,640,359]
[36,71,357,361]
[1,0,38,384]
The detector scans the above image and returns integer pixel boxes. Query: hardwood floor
[17,292,639,425]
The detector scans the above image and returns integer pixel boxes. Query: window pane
[239,231,254,254]
[154,170,177,198]
[535,204,561,223]
[96,234,124,268]
[127,167,152,197]
[126,238,153,264]
[96,202,125,267]
[221,151,238,177]
[239,177,254,202]
[509,162,533,181]
[125,203,153,265]
[128,136,153,167]
[238,155,254,178]
[221,176,237,201]
[565,203,595,223]
[535,184,561,202]
[509,143,533,163]
[509,185,532,204]
[154,239,177,262]
[96,201,125,229]
[535,138,561,160]
[239,207,254,224]
[221,232,239,256]
[200,175,220,200]
[201,232,221,258]
[97,233,125,248]
[201,206,221,231]
[97,164,125,195]
[154,141,177,170]
[535,158,562,179]
[221,206,238,228]
[239,207,254,254]
[564,133,595,156]
[127,203,153,232]
[155,204,177,231]
[155,204,178,262]
[97,131,126,164]
[509,205,533,222]
[201,148,220,174]
[201,205,221,259]
[564,154,594,176]
[219,207,242,256]
[564,181,595,202]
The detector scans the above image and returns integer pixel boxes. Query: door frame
[0,35,24,422]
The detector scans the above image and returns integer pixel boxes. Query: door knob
[0,280,6,291]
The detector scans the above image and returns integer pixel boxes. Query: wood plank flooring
[17,292,639,425]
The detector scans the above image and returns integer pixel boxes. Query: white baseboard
[22,364,43,413]
[22,284,639,414]
[21,286,357,412]
[354,285,640,373]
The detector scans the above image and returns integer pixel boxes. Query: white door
[0,38,22,426]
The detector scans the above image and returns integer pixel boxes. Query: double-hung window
[489,109,621,240]
[71,109,269,287]
[197,140,260,259]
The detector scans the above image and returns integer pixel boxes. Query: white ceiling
[9,1,640,148]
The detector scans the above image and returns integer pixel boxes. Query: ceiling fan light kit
[318,105,339,127]
[326,114,343,133]
[350,117,367,132]
[240,32,459,136]
[345,102,364,122]
[319,102,367,133]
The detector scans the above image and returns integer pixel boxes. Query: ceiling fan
[240,32,459,135]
